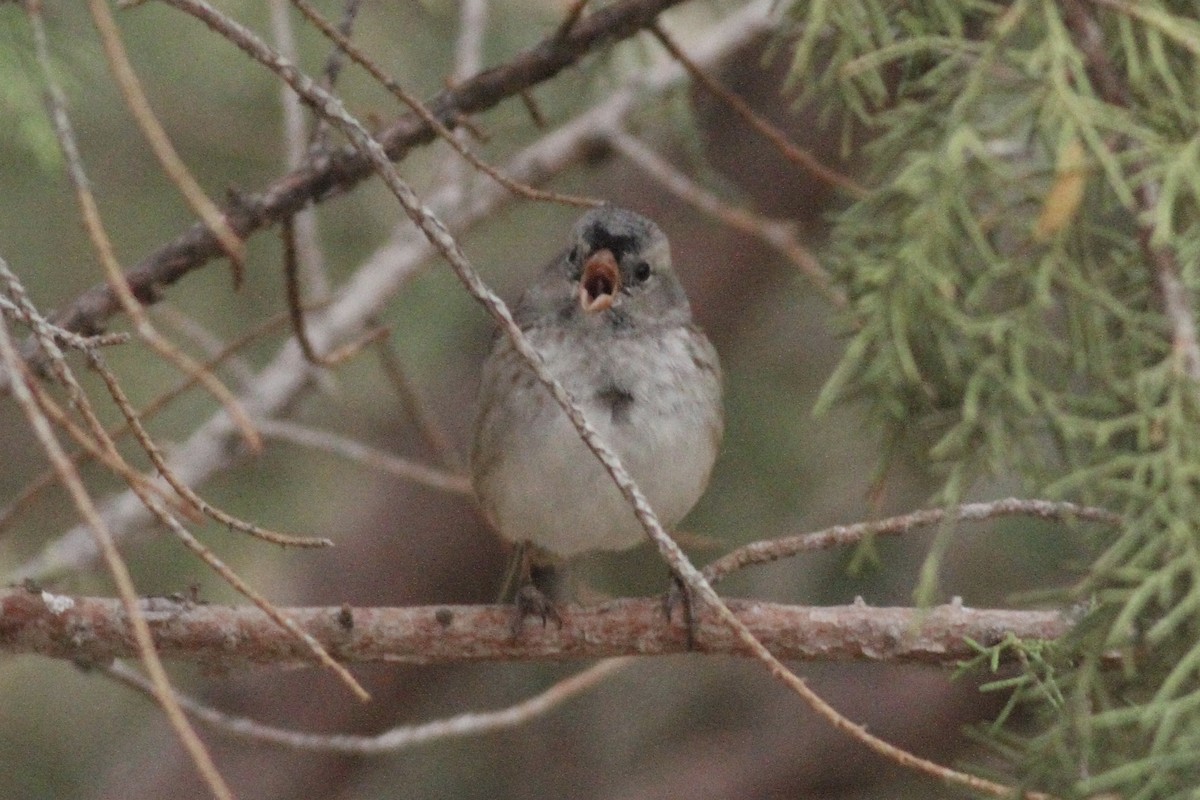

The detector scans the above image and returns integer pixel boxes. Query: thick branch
[0,588,1071,669]
[40,0,688,343]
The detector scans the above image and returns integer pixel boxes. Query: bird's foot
[511,583,562,638]
[662,572,699,651]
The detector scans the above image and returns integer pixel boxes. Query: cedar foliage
[786,1,1200,796]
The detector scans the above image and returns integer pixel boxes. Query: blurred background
[0,1,1080,797]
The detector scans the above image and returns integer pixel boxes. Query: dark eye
[632,261,651,283]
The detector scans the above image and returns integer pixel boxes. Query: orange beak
[579,249,621,313]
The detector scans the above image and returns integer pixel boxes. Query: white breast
[473,324,722,558]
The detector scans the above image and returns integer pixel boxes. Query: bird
[470,205,723,626]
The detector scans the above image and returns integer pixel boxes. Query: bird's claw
[511,583,562,638]
[662,573,698,651]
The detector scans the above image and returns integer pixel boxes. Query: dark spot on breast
[607,309,632,331]
[337,604,354,630]
[435,608,454,628]
[597,384,635,425]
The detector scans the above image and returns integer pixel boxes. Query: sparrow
[470,205,723,623]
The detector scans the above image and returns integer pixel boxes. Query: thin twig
[104,657,631,752]
[256,418,472,494]
[307,0,364,153]
[88,352,333,548]
[0,310,294,538]
[20,370,199,523]
[280,214,324,364]
[152,4,1038,794]
[0,312,234,800]
[442,0,489,192]
[268,0,333,300]
[2,261,206,528]
[151,304,258,388]
[281,215,386,366]
[604,129,846,308]
[0,295,129,350]
[2,262,203,527]
[649,22,868,199]
[554,0,590,42]
[29,4,262,451]
[318,0,362,87]
[518,90,548,128]
[85,0,246,286]
[2,251,363,700]
[704,498,1121,584]
[289,0,600,209]
[370,336,462,469]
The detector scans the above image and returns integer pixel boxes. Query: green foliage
[1,19,66,171]
[784,1,1200,796]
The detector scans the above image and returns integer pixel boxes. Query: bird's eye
[633,261,652,283]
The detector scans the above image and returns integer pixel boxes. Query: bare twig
[28,3,261,451]
[268,0,332,300]
[2,263,193,523]
[0,295,129,350]
[518,90,548,128]
[1,589,1072,667]
[255,418,472,495]
[281,215,386,366]
[0,313,233,800]
[704,498,1121,584]
[0,310,292,538]
[289,0,600,209]
[307,0,364,153]
[317,0,362,88]
[604,129,846,308]
[2,252,362,700]
[88,352,334,548]
[85,0,246,286]
[104,657,630,752]
[452,0,488,92]
[649,22,868,199]
[151,304,258,388]
[19,369,198,522]
[371,336,462,470]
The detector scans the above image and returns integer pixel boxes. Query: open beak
[579,249,621,313]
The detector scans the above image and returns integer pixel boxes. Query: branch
[705,498,1120,584]
[103,656,633,753]
[24,0,692,359]
[0,589,1071,668]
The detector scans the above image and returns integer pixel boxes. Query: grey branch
[0,588,1072,669]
